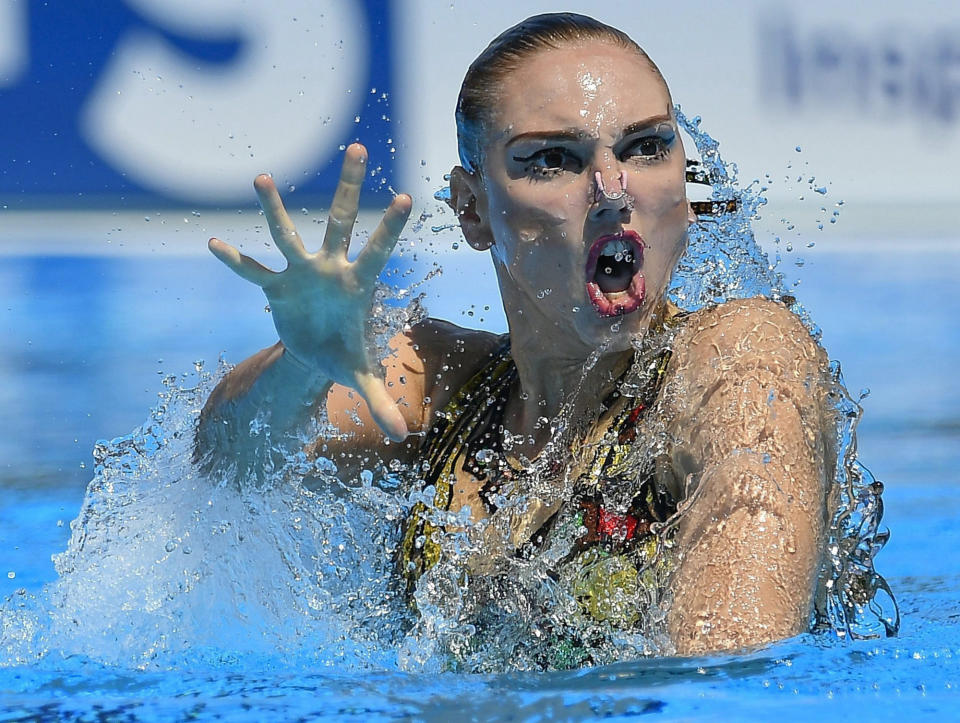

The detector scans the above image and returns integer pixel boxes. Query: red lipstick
[584,230,646,318]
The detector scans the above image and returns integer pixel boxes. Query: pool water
[1,242,958,720]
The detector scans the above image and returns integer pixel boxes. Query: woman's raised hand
[207,143,413,441]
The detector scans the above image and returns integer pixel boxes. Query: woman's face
[474,40,692,351]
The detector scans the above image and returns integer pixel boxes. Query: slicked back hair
[455,12,670,174]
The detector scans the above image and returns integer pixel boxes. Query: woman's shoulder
[659,296,831,424]
[670,296,825,373]
[409,317,504,354]
[405,317,507,418]
[656,297,834,495]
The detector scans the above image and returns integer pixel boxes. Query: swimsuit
[398,310,684,628]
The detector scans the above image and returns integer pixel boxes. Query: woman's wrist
[276,345,330,391]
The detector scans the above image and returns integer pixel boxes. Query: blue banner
[0,0,397,208]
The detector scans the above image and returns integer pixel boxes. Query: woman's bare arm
[659,297,833,655]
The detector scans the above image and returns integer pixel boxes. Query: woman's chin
[574,304,652,351]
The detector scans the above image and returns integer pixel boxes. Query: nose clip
[595,171,629,206]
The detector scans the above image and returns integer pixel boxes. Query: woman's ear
[686,199,697,226]
[449,166,494,251]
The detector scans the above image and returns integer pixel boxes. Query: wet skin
[198,38,831,657]
[460,42,692,355]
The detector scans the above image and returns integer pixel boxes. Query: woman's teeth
[600,238,633,258]
[584,231,646,317]
[595,238,638,292]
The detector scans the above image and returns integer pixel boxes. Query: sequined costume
[398,308,685,626]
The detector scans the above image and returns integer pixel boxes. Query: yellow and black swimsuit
[398,321,682,625]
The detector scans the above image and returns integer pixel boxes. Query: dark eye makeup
[618,124,676,163]
[510,122,677,179]
[512,146,584,177]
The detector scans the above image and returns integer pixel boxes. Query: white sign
[81,0,367,202]
[395,0,960,235]
[0,0,27,86]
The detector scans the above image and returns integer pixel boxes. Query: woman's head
[456,13,671,175]
[450,14,692,352]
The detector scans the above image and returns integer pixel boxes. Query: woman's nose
[592,169,632,216]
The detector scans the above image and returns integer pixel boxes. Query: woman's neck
[502,312,638,455]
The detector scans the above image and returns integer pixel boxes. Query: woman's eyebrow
[505,128,585,147]
[506,113,675,149]
[621,114,674,137]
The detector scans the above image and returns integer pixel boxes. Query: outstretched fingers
[208,237,276,286]
[353,370,409,442]
[254,174,309,263]
[322,143,367,258]
[354,194,412,281]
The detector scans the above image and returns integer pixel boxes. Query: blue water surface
[0,242,958,720]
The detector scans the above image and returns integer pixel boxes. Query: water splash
[0,112,896,675]
[1,364,412,671]
[673,107,897,642]
[816,364,899,639]
[399,110,899,670]
[669,108,788,312]
[0,285,425,673]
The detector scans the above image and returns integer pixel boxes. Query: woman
[195,13,832,658]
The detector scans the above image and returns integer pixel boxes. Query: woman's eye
[635,137,664,156]
[540,149,567,168]
[514,147,582,176]
[623,132,675,161]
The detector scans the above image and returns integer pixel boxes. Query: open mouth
[585,230,646,317]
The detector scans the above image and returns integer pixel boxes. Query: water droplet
[474,449,495,464]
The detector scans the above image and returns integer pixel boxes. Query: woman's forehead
[490,42,671,140]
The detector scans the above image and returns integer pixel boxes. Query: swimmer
[195,13,833,657]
